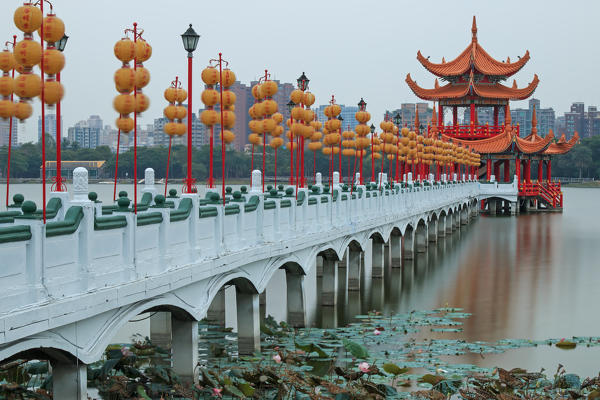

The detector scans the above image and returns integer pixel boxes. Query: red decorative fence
[519,181,563,208]
[434,124,519,139]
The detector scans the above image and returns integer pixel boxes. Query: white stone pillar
[403,229,414,259]
[69,167,94,291]
[371,239,384,278]
[428,219,438,242]
[347,248,361,291]
[390,234,401,268]
[438,215,446,237]
[171,316,198,384]
[321,257,338,306]
[150,312,172,348]
[236,290,260,355]
[142,167,157,200]
[416,225,427,253]
[52,361,87,400]
[286,272,306,327]
[207,288,226,327]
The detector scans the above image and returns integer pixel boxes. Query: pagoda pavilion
[406,16,578,211]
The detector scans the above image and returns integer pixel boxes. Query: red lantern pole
[289,115,294,185]
[165,136,172,196]
[113,126,120,202]
[370,133,374,183]
[55,69,63,191]
[5,35,16,207]
[209,126,214,188]
[133,22,138,214]
[185,40,193,194]
[360,148,364,185]
[261,69,268,193]
[40,0,46,223]
[250,143,254,186]
[338,127,342,181]
[218,53,226,205]
[274,146,277,186]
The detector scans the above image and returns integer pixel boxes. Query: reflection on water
[311,188,600,377]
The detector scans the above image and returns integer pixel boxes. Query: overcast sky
[1,0,598,143]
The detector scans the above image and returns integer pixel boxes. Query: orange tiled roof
[406,73,539,101]
[416,17,530,78]
[514,129,554,154]
[441,127,515,154]
[543,132,579,155]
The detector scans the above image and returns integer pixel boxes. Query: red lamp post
[297,72,309,187]
[53,33,68,192]
[370,124,375,183]
[181,24,200,193]
[3,35,16,207]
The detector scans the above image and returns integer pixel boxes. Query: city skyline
[0,0,598,144]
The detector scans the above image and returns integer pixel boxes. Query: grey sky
[1,0,597,143]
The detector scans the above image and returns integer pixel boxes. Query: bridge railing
[0,168,484,317]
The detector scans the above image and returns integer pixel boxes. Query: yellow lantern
[135,67,150,88]
[163,105,177,120]
[201,109,219,125]
[175,106,187,120]
[0,76,14,97]
[221,90,236,107]
[14,73,41,98]
[248,133,262,145]
[272,125,284,137]
[176,89,187,103]
[308,141,322,151]
[290,89,303,104]
[304,109,315,122]
[291,107,304,120]
[13,101,31,120]
[135,39,152,62]
[220,69,236,87]
[114,67,135,93]
[41,80,64,105]
[134,93,150,113]
[116,117,134,132]
[14,39,42,68]
[221,110,236,128]
[114,38,136,63]
[175,123,186,136]
[261,80,278,97]
[14,4,42,34]
[221,130,235,144]
[272,112,283,124]
[41,49,64,75]
[303,92,315,106]
[270,137,283,148]
[262,99,278,115]
[201,67,219,85]
[0,50,16,72]
[38,15,65,43]
[164,87,177,103]
[201,89,219,106]
[164,122,177,136]
[113,94,135,115]
[0,100,15,119]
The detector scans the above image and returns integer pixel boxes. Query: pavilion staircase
[519,181,563,209]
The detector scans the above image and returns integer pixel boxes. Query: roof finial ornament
[434,78,439,89]
[512,79,517,89]
[471,16,478,41]
[442,57,446,63]
[415,107,420,133]
[531,104,537,137]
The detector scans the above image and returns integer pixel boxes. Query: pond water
[2,184,599,380]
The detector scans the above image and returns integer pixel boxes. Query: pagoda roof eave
[514,129,554,154]
[543,132,579,155]
[441,128,514,154]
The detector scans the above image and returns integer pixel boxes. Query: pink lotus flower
[212,388,222,397]
[358,362,370,373]
[272,354,282,363]
[120,346,132,357]
[373,329,381,336]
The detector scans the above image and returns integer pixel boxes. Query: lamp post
[4,35,16,208]
[337,114,343,179]
[54,34,68,192]
[393,112,402,183]
[181,24,200,193]
[297,72,309,187]
[370,123,375,183]
[286,100,295,185]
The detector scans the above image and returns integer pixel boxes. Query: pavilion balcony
[433,124,519,140]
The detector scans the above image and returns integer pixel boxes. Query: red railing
[436,124,519,139]
[519,181,562,208]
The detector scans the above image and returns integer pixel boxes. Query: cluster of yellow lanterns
[0,3,66,121]
[307,118,323,152]
[247,80,283,149]
[113,32,152,133]
[287,88,316,150]
[354,101,371,156]
[379,120,398,161]
[322,103,341,155]
[200,66,237,144]
[341,128,356,157]
[162,83,187,136]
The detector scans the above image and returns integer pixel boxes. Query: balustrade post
[251,170,264,244]
[142,168,157,201]
[70,167,94,289]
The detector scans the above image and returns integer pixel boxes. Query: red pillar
[486,158,491,181]
[493,161,500,181]
[525,160,531,183]
[537,160,543,182]
[547,159,552,182]
[470,103,475,123]
[515,157,521,185]
[453,106,458,125]
[438,104,443,126]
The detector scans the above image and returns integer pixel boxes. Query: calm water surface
[3,185,599,377]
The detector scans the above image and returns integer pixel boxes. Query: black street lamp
[370,124,376,134]
[56,34,69,52]
[54,34,69,192]
[297,72,309,90]
[358,98,367,111]
[181,24,200,193]
[393,112,402,126]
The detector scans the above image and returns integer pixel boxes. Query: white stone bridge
[0,167,517,398]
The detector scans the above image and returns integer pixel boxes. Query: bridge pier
[403,229,414,259]
[52,360,87,400]
[286,272,306,327]
[149,312,172,348]
[236,289,260,355]
[428,220,438,243]
[453,211,460,230]
[415,224,427,253]
[371,239,384,278]
[489,199,497,215]
[446,214,453,235]
[511,201,518,215]
[171,316,198,384]
[321,257,339,306]
[437,215,446,238]
[390,234,401,268]
[206,289,226,327]
[347,248,361,291]
[460,208,468,225]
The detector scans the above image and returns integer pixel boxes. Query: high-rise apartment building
[386,103,432,129]
[37,114,62,142]
[315,104,359,131]
[0,117,18,147]
[67,119,101,148]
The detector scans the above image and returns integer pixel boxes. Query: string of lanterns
[354,98,371,185]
